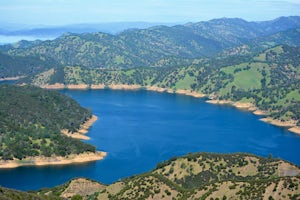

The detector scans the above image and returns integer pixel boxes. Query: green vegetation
[1,17,300,72]
[1,153,299,199]
[0,18,299,126]
[29,45,300,125]
[30,153,300,199]
[0,16,300,199]
[0,187,62,200]
[0,51,60,79]
[0,85,96,160]
[199,46,300,123]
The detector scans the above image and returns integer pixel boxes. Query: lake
[0,89,300,191]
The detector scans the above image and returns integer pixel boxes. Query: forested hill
[30,45,300,126]
[3,152,298,199]
[0,52,61,78]
[0,85,95,160]
[1,16,300,70]
[0,17,299,127]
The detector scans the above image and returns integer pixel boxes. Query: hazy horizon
[1,15,299,44]
[1,0,300,26]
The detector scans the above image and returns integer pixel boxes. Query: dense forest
[0,85,95,160]
[0,51,60,78]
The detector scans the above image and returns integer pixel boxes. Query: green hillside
[27,153,300,200]
[0,16,300,200]
[201,45,300,123]
[1,17,300,72]
[0,52,60,78]
[0,187,61,200]
[0,85,95,160]
[30,45,300,125]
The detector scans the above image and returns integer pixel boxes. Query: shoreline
[0,152,107,169]
[0,76,25,81]
[42,83,206,98]
[61,115,98,140]
[42,83,299,135]
[0,115,103,168]
[260,118,300,135]
[206,99,300,135]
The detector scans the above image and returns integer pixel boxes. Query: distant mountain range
[0,16,300,126]
[1,17,300,199]
[1,16,300,69]
[2,16,300,37]
[0,22,178,38]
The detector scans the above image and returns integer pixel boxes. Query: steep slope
[0,51,60,78]
[222,28,300,57]
[186,16,300,43]
[256,16,300,35]
[0,28,213,69]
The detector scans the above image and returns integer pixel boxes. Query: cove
[0,89,300,191]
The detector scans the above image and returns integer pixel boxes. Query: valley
[0,16,300,199]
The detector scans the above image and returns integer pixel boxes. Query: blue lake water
[1,89,300,191]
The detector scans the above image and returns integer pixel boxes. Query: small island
[0,85,106,168]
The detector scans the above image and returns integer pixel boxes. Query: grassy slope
[34,45,300,125]
[203,46,300,122]
[33,152,300,200]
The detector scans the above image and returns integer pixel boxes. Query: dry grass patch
[60,178,105,199]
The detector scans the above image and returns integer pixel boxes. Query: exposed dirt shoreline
[0,115,105,168]
[0,76,25,81]
[0,152,106,169]
[42,83,206,98]
[61,115,98,140]
[206,100,300,135]
[41,83,300,135]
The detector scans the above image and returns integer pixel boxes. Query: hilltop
[1,152,299,199]
[1,16,300,72]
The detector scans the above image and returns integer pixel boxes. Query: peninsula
[0,85,105,168]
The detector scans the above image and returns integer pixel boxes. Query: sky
[0,0,300,26]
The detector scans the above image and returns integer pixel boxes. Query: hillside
[1,16,300,71]
[9,152,297,200]
[0,187,61,200]
[201,45,300,125]
[0,85,100,163]
[30,45,300,129]
[0,51,61,79]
